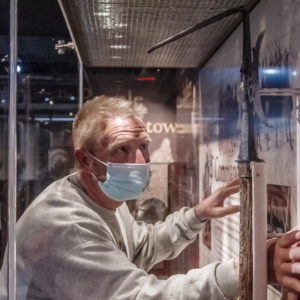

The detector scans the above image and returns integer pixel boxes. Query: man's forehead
[108,115,144,127]
[101,115,151,144]
[105,116,145,133]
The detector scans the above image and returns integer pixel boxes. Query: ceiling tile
[60,0,260,67]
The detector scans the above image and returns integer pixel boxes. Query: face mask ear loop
[85,151,108,183]
[85,151,108,167]
[91,171,99,183]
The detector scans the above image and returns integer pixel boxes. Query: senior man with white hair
[1,95,300,299]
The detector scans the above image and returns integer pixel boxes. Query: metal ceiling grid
[60,0,260,68]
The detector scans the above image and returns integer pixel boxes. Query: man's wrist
[194,205,208,223]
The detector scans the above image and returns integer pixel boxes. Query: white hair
[72,95,148,150]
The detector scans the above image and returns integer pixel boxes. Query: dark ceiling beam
[198,0,262,69]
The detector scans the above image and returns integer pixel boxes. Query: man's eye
[119,146,128,153]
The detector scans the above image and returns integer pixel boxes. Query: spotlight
[1,54,23,73]
[263,68,279,75]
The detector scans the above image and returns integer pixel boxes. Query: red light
[137,77,156,81]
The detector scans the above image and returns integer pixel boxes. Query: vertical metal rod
[297,96,300,227]
[57,0,83,64]
[57,0,84,110]
[79,61,83,109]
[8,0,18,299]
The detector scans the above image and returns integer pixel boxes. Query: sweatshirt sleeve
[53,241,238,300]
[129,206,205,270]
[52,205,238,300]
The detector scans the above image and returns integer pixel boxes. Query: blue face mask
[87,152,151,201]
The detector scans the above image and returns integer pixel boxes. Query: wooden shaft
[239,163,253,300]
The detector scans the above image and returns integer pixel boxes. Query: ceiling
[60,0,260,68]
[0,1,78,119]
[0,0,75,74]
[0,0,261,121]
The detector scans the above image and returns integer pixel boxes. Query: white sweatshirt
[0,173,238,299]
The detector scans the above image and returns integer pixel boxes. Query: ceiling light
[94,12,110,17]
[263,68,279,74]
[110,45,129,49]
[69,112,74,116]
[115,35,123,39]
[35,117,74,122]
[115,23,127,28]
[1,54,22,73]
[137,77,156,81]
[111,56,122,59]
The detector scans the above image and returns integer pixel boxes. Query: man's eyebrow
[107,140,127,151]
[108,135,151,151]
[141,135,152,143]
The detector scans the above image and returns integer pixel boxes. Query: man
[1,95,300,299]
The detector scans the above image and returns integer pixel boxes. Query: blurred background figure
[135,198,168,224]
[40,148,71,189]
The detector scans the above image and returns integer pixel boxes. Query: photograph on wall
[267,184,291,235]
[267,184,291,293]
[218,83,240,156]
[258,42,294,153]
[198,4,299,298]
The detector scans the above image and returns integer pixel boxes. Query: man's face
[91,116,151,179]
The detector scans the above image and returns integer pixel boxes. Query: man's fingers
[289,247,300,260]
[210,205,240,218]
[282,276,300,293]
[278,230,300,248]
[280,262,300,275]
[274,247,300,263]
[224,178,239,188]
[286,291,299,300]
[222,185,239,198]
[282,288,300,300]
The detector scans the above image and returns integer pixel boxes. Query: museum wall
[198,0,300,298]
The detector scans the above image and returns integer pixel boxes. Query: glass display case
[1,0,300,299]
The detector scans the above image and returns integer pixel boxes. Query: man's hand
[281,289,299,300]
[268,230,300,295]
[194,179,240,220]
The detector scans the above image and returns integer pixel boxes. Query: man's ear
[74,149,92,171]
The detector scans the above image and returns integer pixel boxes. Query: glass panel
[0,0,9,267]
[4,1,300,299]
[198,1,300,298]
[16,5,78,218]
[1,1,79,297]
[83,67,200,277]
